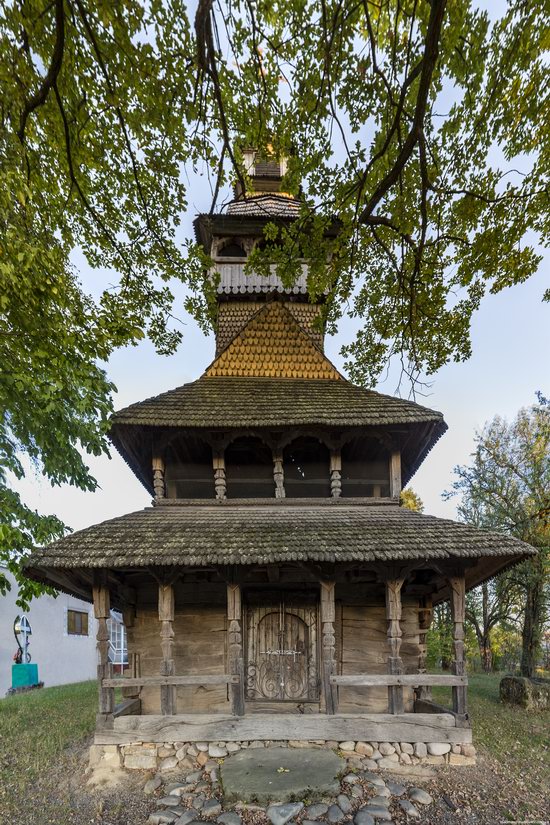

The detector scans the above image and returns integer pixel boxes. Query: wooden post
[390,451,401,499]
[385,577,405,714]
[330,450,342,498]
[449,574,467,715]
[93,582,115,724]
[273,453,285,498]
[320,581,338,714]
[152,456,165,499]
[416,595,433,701]
[158,583,176,715]
[213,452,226,500]
[227,583,245,716]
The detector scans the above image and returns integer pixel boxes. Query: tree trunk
[520,558,546,678]
[481,637,493,673]
[480,583,493,672]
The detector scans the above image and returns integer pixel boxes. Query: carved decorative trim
[152,456,165,499]
[213,453,227,500]
[273,453,285,498]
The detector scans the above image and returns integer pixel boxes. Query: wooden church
[27,152,534,757]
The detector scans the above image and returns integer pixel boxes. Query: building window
[67,609,89,636]
[108,613,128,670]
[218,241,246,257]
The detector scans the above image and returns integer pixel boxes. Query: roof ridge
[237,192,299,202]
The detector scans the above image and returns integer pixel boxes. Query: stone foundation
[90,739,476,773]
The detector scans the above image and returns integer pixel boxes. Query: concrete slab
[220,747,344,804]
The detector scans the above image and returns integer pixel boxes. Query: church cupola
[237,148,290,196]
[194,149,326,355]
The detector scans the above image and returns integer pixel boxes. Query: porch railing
[93,571,469,728]
[330,672,469,721]
[101,672,244,721]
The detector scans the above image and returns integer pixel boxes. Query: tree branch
[359,0,447,223]
[17,0,65,143]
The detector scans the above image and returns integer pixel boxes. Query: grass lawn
[433,671,550,765]
[0,674,548,824]
[0,681,97,816]
[430,672,549,822]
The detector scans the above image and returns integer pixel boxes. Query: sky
[11,0,549,535]
[16,222,549,534]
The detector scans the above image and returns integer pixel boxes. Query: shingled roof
[205,303,341,380]
[25,501,534,599]
[225,193,302,218]
[112,377,444,430]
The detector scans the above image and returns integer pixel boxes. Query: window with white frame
[107,613,128,666]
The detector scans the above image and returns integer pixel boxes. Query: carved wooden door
[245,597,319,702]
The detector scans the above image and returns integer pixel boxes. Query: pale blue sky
[17,219,548,532]
[13,0,549,532]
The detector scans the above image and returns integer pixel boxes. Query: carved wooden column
[448,573,467,715]
[93,581,114,723]
[158,583,176,715]
[213,452,226,500]
[330,450,341,498]
[227,583,245,716]
[390,451,401,499]
[320,580,338,714]
[417,595,433,701]
[385,576,405,713]
[273,452,285,498]
[152,456,165,499]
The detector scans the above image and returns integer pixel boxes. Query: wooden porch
[94,709,472,746]
[92,564,470,745]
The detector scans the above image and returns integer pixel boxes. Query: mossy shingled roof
[112,376,445,430]
[26,501,534,575]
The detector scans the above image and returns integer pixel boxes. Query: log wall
[336,590,420,713]
[129,582,421,714]
[132,583,229,714]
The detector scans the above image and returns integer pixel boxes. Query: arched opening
[218,241,246,257]
[283,436,330,497]
[341,436,390,497]
[164,436,214,499]
[225,437,274,498]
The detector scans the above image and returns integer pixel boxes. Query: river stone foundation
[89,739,477,774]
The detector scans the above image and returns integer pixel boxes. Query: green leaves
[200,0,547,386]
[0,0,198,602]
[446,396,550,675]
[0,1,547,601]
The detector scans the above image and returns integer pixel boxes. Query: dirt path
[421,746,550,824]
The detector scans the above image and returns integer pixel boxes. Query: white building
[1,566,126,696]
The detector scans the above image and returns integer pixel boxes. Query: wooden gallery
[27,156,535,771]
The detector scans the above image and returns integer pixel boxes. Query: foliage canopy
[447,396,550,676]
[0,0,548,600]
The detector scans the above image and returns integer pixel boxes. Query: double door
[244,594,319,702]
